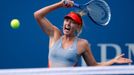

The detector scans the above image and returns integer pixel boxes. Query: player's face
[63,18,78,36]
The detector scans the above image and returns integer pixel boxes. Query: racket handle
[63,0,80,7]
[73,3,80,8]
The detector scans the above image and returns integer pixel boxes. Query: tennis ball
[10,19,20,29]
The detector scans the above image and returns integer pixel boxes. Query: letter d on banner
[98,43,122,62]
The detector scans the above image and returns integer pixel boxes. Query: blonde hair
[75,11,84,37]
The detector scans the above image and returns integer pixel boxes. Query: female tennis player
[34,0,132,67]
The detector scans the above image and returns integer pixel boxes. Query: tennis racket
[64,0,111,26]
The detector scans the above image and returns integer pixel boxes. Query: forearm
[97,59,115,66]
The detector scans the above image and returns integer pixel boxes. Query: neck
[63,35,76,41]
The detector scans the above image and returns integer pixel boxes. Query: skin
[34,0,132,67]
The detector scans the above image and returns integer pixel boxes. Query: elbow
[34,11,43,20]
[34,11,40,20]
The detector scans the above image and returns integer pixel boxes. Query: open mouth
[65,26,71,31]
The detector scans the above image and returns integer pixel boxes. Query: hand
[113,54,132,64]
[61,0,74,8]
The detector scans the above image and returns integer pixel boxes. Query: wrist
[58,0,64,7]
[109,58,116,65]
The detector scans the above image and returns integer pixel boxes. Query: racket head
[86,0,111,26]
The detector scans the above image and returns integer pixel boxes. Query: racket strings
[73,0,111,26]
[86,0,111,25]
[96,1,110,20]
[93,2,108,21]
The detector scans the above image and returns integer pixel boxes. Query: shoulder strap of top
[49,36,62,49]
[72,37,78,50]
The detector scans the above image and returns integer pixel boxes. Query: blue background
[0,0,134,69]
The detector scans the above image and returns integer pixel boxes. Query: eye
[64,18,69,22]
[71,20,76,24]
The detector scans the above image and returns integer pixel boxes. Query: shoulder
[77,38,91,54]
[78,38,90,46]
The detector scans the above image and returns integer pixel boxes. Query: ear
[75,25,82,36]
[77,24,82,32]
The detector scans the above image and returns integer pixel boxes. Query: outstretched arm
[82,40,132,66]
[97,54,132,66]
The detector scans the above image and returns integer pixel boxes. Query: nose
[66,20,71,26]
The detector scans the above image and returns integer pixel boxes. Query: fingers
[119,53,125,57]
[126,58,132,63]
[115,53,125,59]
[123,58,132,63]
[115,53,133,64]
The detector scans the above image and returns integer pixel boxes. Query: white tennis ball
[10,19,20,29]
